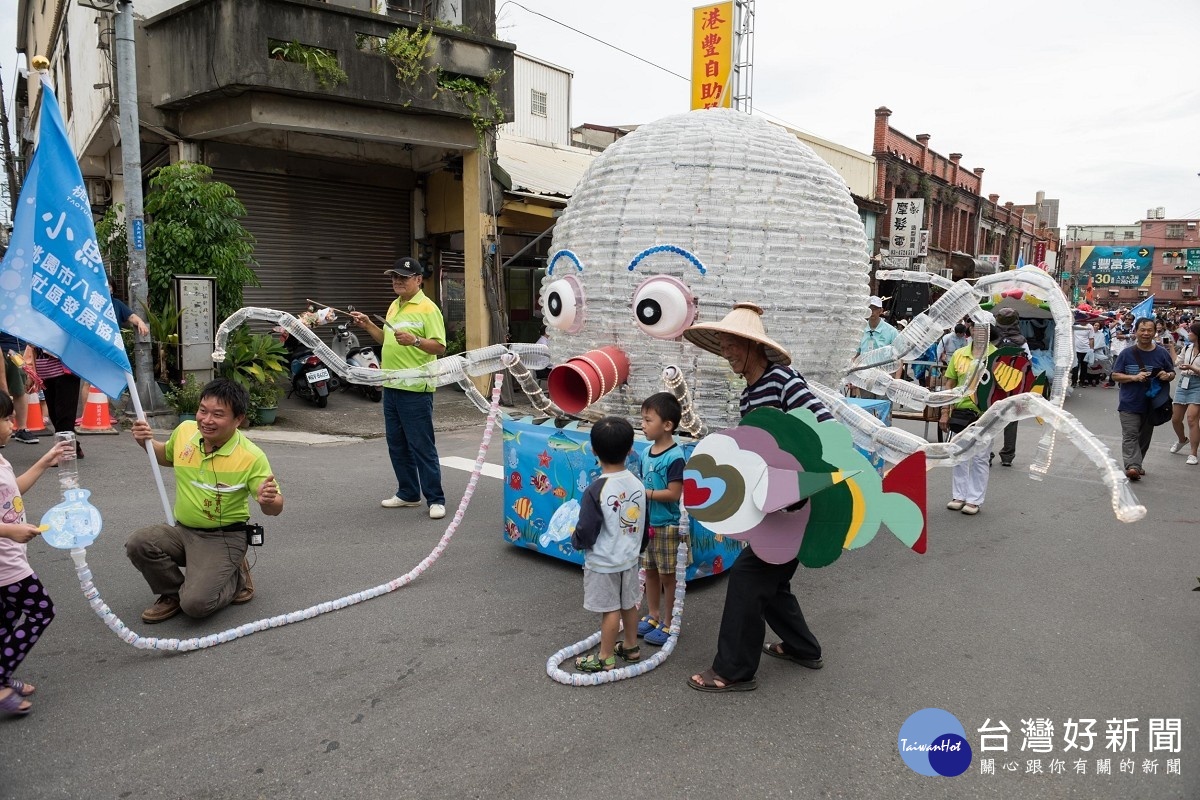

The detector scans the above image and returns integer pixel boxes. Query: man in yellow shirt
[350,258,448,519]
[126,379,283,623]
[939,342,996,516]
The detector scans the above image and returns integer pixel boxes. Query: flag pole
[126,373,175,525]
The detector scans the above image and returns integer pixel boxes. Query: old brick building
[872,106,1054,284]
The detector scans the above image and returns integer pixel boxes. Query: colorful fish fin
[881,451,927,554]
[759,467,861,513]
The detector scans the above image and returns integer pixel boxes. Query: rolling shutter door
[212,169,411,325]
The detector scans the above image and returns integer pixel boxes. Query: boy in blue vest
[636,393,686,647]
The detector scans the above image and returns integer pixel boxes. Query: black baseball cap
[384,257,423,278]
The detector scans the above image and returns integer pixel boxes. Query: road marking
[440,456,502,479]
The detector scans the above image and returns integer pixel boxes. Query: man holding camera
[1111,317,1176,481]
[125,378,283,623]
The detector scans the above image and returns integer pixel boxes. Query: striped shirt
[740,364,833,421]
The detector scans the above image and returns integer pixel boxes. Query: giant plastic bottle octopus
[216,109,1142,523]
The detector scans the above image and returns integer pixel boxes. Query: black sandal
[763,642,824,670]
[614,642,641,662]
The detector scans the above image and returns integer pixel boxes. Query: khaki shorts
[582,565,642,613]
[4,355,26,399]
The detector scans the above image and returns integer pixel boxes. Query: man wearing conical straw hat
[681,302,830,692]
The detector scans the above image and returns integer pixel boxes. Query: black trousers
[712,548,821,682]
[999,420,1018,464]
[42,373,80,437]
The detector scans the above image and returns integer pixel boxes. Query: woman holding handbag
[1168,321,1200,465]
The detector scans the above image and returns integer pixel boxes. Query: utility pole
[0,70,18,213]
[114,0,165,410]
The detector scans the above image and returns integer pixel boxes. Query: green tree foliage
[143,162,260,322]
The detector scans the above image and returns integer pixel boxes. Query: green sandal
[614,642,641,663]
[575,653,616,673]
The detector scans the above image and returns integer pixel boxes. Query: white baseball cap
[868,296,884,309]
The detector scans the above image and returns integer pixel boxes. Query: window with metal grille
[531,89,548,117]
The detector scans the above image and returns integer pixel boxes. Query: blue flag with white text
[0,77,132,398]
[1130,295,1155,322]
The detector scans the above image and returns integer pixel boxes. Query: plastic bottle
[56,431,78,490]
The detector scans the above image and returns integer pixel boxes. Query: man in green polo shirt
[126,379,283,623]
[350,257,448,520]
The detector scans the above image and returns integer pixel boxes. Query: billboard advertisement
[1078,245,1155,288]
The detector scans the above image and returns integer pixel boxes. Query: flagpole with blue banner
[1130,294,1155,322]
[0,65,173,524]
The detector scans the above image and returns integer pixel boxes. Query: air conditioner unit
[1189,222,1197,229]
[939,269,954,280]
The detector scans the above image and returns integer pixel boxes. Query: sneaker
[428,503,446,520]
[960,503,981,515]
[141,594,181,624]
[12,429,38,444]
[381,496,422,509]
[1170,438,1189,454]
[946,499,966,511]
[232,559,254,605]
[1188,456,1199,466]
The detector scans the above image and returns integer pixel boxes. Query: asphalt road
[2,384,1197,799]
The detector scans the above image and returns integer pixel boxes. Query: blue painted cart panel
[501,417,742,580]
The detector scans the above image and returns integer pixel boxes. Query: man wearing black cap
[350,258,448,519]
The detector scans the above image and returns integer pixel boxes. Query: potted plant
[164,374,204,421]
[219,326,289,389]
[144,301,184,387]
[247,381,283,426]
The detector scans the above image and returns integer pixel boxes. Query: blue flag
[0,78,132,398]
[1015,253,1026,269]
[1130,294,1155,322]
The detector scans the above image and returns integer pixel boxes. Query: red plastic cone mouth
[547,346,630,414]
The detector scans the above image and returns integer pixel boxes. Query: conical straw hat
[683,302,792,366]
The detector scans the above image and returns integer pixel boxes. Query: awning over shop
[971,257,999,276]
[496,136,597,201]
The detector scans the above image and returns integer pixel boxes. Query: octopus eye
[542,276,585,333]
[632,276,697,339]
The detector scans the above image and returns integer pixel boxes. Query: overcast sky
[4,1,1198,227]
[496,0,1200,226]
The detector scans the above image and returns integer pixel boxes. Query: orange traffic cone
[77,388,119,435]
[24,394,47,434]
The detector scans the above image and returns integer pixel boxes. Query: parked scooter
[278,308,340,408]
[331,320,382,402]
